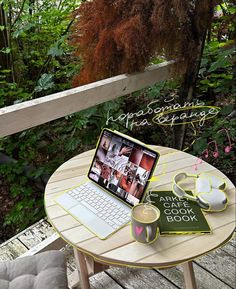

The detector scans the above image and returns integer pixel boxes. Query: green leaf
[198,67,206,75]
[1,69,11,75]
[200,79,210,85]
[31,167,45,179]
[220,47,235,57]
[200,58,208,67]
[208,47,235,72]
[1,47,11,54]
[12,28,26,38]
[193,138,208,154]
[47,45,64,57]
[220,105,234,116]
[65,138,80,151]
[209,57,230,72]
[34,73,54,92]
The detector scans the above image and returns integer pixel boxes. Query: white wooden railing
[0,61,173,137]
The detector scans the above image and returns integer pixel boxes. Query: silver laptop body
[55,181,131,239]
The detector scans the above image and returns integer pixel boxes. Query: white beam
[0,61,173,137]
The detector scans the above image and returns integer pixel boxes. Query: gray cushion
[0,250,68,289]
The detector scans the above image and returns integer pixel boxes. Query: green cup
[131,203,160,244]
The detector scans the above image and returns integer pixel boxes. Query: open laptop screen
[88,129,159,206]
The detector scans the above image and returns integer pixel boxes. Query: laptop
[55,128,159,239]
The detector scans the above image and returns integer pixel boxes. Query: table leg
[182,261,197,289]
[73,248,91,289]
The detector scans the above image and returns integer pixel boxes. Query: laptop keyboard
[67,183,131,230]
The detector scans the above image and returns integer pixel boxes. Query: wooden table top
[44,146,235,268]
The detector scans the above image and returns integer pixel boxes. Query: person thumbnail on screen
[107,169,122,192]
[89,160,102,182]
[124,161,138,177]
[135,167,149,186]
[104,137,131,172]
[100,134,111,150]
[119,174,134,192]
[129,178,145,199]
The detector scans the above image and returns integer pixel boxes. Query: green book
[145,190,211,235]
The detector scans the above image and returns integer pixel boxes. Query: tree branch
[11,0,27,28]
[219,4,228,16]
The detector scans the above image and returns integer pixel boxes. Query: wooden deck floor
[75,239,236,289]
[0,219,235,289]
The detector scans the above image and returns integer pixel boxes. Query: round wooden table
[44,146,235,289]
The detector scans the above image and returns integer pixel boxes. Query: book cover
[146,190,211,235]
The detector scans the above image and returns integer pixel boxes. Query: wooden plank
[32,219,55,237]
[90,272,123,289]
[45,175,87,195]
[194,247,236,288]
[229,234,236,248]
[76,226,133,255]
[46,204,69,219]
[61,245,81,289]
[62,226,94,244]
[221,242,236,256]
[44,191,65,207]
[19,233,66,257]
[18,221,55,249]
[0,219,53,260]
[52,214,81,231]
[0,239,28,261]
[156,262,232,289]
[68,270,81,289]
[65,246,109,289]
[0,219,49,248]
[17,229,44,249]
[0,61,173,137]
[45,148,235,197]
[141,222,235,266]
[106,267,179,289]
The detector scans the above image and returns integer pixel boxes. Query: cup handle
[145,226,152,243]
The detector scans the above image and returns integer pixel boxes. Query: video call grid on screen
[88,129,158,206]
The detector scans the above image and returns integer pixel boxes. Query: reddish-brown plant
[70,0,216,86]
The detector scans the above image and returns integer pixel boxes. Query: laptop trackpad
[69,204,115,239]
[70,204,96,223]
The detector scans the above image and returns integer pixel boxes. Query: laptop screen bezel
[87,128,159,207]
